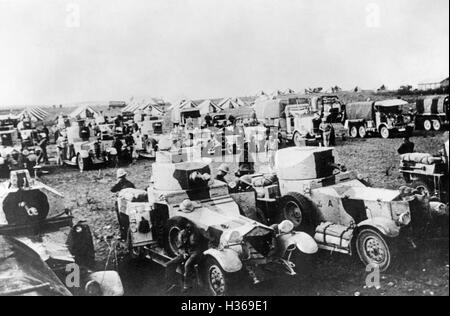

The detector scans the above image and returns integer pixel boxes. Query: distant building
[418,77,449,91]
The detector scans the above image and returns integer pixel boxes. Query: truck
[115,147,318,295]
[344,99,415,139]
[234,147,448,271]
[414,95,449,131]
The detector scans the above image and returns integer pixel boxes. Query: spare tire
[163,217,191,257]
[3,189,49,225]
[279,192,316,234]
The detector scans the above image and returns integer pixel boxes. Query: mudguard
[79,150,89,159]
[87,271,124,296]
[277,232,318,256]
[203,248,242,273]
[107,147,118,156]
[357,217,400,238]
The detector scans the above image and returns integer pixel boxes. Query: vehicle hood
[0,236,72,296]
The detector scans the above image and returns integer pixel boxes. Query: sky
[0,0,448,107]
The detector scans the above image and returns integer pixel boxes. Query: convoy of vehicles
[414,95,449,131]
[0,170,124,296]
[115,147,318,295]
[344,99,415,139]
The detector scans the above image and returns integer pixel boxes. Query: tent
[217,98,241,110]
[197,99,222,115]
[179,100,198,110]
[69,105,99,119]
[18,107,49,122]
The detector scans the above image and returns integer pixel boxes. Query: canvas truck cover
[416,95,449,115]
[253,99,285,119]
[345,102,374,121]
[0,236,71,296]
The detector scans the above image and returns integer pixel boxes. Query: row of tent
[0,107,50,122]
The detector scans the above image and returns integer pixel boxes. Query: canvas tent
[217,98,241,110]
[18,107,49,122]
[197,99,222,115]
[69,105,99,119]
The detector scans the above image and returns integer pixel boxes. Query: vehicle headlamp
[85,280,103,296]
[397,211,411,226]
[278,220,295,234]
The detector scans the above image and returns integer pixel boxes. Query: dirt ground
[39,129,449,296]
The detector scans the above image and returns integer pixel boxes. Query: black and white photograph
[0,0,448,299]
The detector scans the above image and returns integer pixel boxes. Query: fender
[277,232,318,256]
[87,271,124,296]
[0,157,4,165]
[357,217,400,238]
[107,147,118,156]
[203,248,242,273]
[79,150,90,159]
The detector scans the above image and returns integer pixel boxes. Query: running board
[317,244,351,255]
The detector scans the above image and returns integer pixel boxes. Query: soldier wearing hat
[215,163,230,184]
[111,169,135,193]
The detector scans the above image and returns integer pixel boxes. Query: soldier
[319,117,333,147]
[398,137,415,155]
[111,169,135,193]
[215,164,230,184]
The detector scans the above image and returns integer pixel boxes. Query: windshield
[377,105,402,114]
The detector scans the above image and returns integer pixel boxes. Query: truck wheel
[279,192,315,233]
[293,132,303,147]
[423,119,432,131]
[349,126,359,138]
[432,120,441,131]
[202,256,230,296]
[164,217,191,257]
[379,126,390,139]
[358,126,367,138]
[356,228,391,272]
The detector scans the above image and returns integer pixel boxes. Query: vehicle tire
[356,228,392,272]
[202,256,230,296]
[358,126,367,138]
[423,119,432,132]
[77,154,91,172]
[350,125,359,138]
[432,120,441,131]
[293,132,303,147]
[411,179,434,198]
[164,217,191,257]
[379,126,390,139]
[279,192,315,234]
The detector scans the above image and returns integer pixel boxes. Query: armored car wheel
[279,193,315,234]
[77,154,92,172]
[293,132,303,147]
[356,228,392,272]
[164,217,192,257]
[202,257,230,296]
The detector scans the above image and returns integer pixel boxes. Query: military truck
[344,99,415,139]
[62,122,117,172]
[414,95,449,131]
[237,147,448,271]
[115,147,318,295]
[0,170,124,296]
